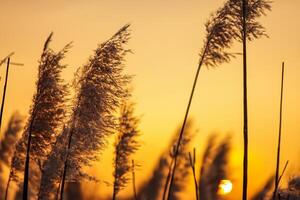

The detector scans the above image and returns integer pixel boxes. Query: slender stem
[60,130,73,200]
[166,42,209,200]
[277,160,289,187]
[60,92,83,200]
[0,58,10,133]
[188,150,199,200]
[4,174,11,200]
[162,158,174,200]
[60,155,67,199]
[242,0,248,200]
[112,144,120,200]
[23,107,38,200]
[273,62,285,200]
[132,160,137,200]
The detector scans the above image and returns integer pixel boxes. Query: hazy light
[218,179,233,195]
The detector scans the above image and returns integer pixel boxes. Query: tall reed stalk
[132,160,137,200]
[226,1,272,199]
[273,62,285,200]
[0,58,11,133]
[166,3,236,198]
[188,149,199,200]
[241,1,248,199]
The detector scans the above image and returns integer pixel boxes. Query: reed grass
[188,148,199,200]
[0,112,23,199]
[273,62,285,200]
[0,58,11,134]
[112,101,140,200]
[198,135,231,200]
[20,33,70,200]
[251,176,274,200]
[225,1,272,199]
[166,1,237,198]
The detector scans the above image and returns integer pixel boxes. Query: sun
[218,179,233,195]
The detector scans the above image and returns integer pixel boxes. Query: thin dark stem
[277,160,289,187]
[23,107,38,200]
[166,40,209,200]
[273,62,285,200]
[60,92,84,200]
[242,0,248,200]
[4,174,11,200]
[112,143,120,200]
[59,129,74,200]
[60,159,67,199]
[162,158,174,200]
[132,160,137,200]
[0,58,10,133]
[188,150,199,200]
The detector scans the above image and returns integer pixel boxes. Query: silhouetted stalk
[0,52,14,66]
[242,0,248,200]
[188,149,199,200]
[163,157,174,200]
[0,57,10,133]
[273,62,285,200]
[23,107,38,200]
[277,160,289,187]
[132,160,137,200]
[166,43,209,200]
[166,2,238,196]
[112,140,120,200]
[4,175,11,200]
[60,127,75,200]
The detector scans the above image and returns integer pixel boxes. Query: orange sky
[1,0,300,199]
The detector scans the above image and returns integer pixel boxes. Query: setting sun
[218,180,233,195]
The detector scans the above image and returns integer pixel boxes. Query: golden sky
[1,0,300,199]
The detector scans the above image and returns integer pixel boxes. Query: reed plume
[112,101,140,200]
[226,1,272,199]
[38,126,70,199]
[198,135,231,200]
[0,112,23,166]
[136,148,169,200]
[167,1,237,198]
[65,182,84,200]
[278,176,300,200]
[0,112,24,199]
[8,33,70,199]
[168,130,193,200]
[39,24,131,200]
[136,120,193,200]
[251,176,274,200]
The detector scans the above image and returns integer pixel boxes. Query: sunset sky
[1,0,300,199]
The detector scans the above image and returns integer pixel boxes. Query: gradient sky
[1,0,300,199]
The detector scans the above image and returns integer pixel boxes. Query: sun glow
[218,179,233,195]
